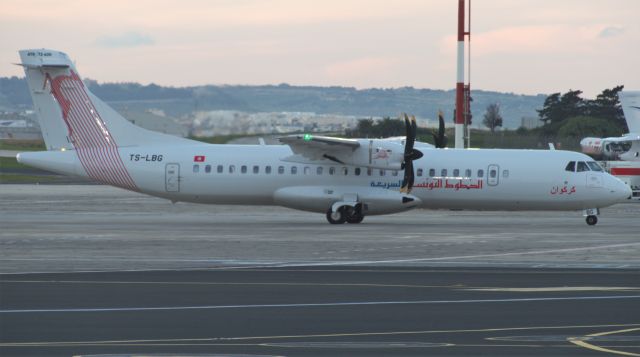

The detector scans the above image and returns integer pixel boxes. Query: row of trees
[536,85,626,138]
[481,85,626,136]
[347,86,626,142]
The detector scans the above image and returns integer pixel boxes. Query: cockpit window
[587,161,604,172]
[576,161,590,172]
[565,161,575,172]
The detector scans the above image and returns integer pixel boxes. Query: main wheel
[586,215,598,226]
[345,205,364,224]
[326,207,347,224]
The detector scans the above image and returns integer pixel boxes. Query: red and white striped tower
[455,0,466,149]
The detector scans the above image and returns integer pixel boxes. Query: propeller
[431,110,448,149]
[400,113,423,194]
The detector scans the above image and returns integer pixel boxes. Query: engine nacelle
[273,185,421,215]
[284,138,406,170]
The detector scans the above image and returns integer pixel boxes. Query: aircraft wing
[603,134,640,143]
[279,134,360,161]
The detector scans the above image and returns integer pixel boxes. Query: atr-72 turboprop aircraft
[16,49,631,225]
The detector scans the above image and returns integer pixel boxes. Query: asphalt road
[2,267,639,357]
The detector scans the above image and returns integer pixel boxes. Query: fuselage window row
[192,164,491,179]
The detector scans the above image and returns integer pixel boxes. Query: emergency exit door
[487,164,500,186]
[165,163,180,192]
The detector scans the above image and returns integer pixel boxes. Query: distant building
[0,112,42,140]
[520,116,542,129]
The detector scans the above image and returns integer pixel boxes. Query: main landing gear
[326,205,364,224]
[586,215,598,226]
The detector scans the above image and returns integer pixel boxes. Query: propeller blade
[403,113,411,156]
[400,160,413,194]
[400,114,422,194]
[408,115,417,150]
[431,110,448,149]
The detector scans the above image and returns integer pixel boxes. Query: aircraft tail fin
[18,49,191,151]
[620,91,640,135]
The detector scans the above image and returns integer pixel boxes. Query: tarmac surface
[1,268,640,356]
[1,184,640,356]
[1,185,640,273]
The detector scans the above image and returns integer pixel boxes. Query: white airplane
[16,49,631,226]
[580,91,640,161]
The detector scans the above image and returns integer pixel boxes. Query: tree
[586,85,626,132]
[537,89,585,126]
[557,116,623,138]
[537,92,560,126]
[483,103,503,132]
[536,86,627,137]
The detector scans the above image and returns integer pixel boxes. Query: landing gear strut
[586,215,598,226]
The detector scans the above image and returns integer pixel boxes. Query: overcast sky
[1,0,638,97]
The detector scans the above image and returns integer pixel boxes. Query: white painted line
[2,295,639,314]
[465,287,640,292]
[269,242,640,267]
[2,242,640,275]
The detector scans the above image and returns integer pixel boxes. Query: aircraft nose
[610,176,632,201]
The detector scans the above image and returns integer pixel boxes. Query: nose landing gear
[583,208,600,226]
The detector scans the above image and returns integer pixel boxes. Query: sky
[1,0,638,97]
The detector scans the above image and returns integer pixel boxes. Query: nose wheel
[586,215,598,226]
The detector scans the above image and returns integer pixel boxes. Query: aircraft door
[487,164,500,186]
[165,163,180,192]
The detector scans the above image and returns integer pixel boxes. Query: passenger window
[342,167,348,175]
[453,169,460,177]
[503,170,509,178]
[303,166,310,175]
[429,169,435,177]
[379,169,385,176]
[241,165,247,174]
[441,169,447,177]
[465,169,471,178]
[253,165,259,174]
[587,161,603,172]
[278,166,284,174]
[193,164,200,173]
[217,165,223,173]
[417,168,423,177]
[355,167,361,176]
[565,161,576,172]
[477,169,484,178]
[205,164,211,173]
[391,170,398,176]
[317,166,323,175]
[229,165,235,173]
[490,169,497,178]
[265,166,272,174]
[367,168,373,176]
[329,167,335,175]
[577,161,589,172]
[291,166,298,175]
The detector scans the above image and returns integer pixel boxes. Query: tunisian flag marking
[194,155,205,162]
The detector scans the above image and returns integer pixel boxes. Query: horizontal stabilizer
[15,62,69,69]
